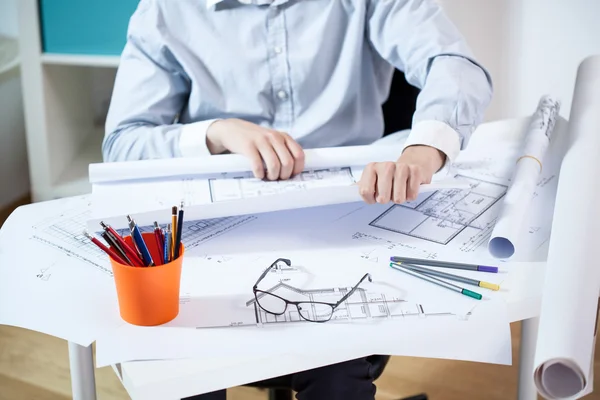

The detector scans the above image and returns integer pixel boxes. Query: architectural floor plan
[369,175,508,245]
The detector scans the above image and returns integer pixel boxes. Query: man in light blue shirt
[104,0,492,398]
[104,0,492,206]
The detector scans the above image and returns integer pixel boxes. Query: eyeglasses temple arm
[253,258,292,288]
[333,273,371,308]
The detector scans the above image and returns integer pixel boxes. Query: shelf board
[52,128,104,199]
[41,53,120,68]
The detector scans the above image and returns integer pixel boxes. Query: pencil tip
[172,206,177,213]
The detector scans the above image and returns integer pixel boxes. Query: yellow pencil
[171,206,177,260]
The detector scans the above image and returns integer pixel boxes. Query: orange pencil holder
[109,232,184,326]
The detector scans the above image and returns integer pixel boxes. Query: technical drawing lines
[369,175,507,245]
[246,282,456,325]
[31,209,113,276]
[113,215,257,251]
[208,167,355,202]
[351,232,439,260]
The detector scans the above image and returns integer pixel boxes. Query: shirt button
[277,90,288,100]
[274,46,282,54]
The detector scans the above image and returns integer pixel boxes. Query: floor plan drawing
[209,167,356,202]
[31,208,114,276]
[369,175,508,245]
[245,282,458,325]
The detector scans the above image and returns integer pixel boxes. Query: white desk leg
[518,317,539,400]
[68,341,97,400]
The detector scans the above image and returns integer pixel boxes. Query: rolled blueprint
[533,55,600,399]
[488,95,561,259]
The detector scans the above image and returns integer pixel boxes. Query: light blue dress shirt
[103,0,493,164]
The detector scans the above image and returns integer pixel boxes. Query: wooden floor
[1,198,599,400]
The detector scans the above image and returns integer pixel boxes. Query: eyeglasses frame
[252,258,372,323]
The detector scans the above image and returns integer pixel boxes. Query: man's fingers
[283,135,305,176]
[269,134,295,180]
[376,163,395,204]
[256,139,281,180]
[392,164,409,204]
[245,145,265,180]
[406,166,422,201]
[359,163,377,204]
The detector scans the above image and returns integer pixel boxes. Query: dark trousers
[184,357,376,400]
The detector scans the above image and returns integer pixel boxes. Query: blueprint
[89,144,466,230]
[320,159,560,265]
[245,282,459,325]
[369,175,507,245]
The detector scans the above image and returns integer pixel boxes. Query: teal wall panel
[39,0,140,55]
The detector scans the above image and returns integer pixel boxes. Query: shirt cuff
[179,119,220,157]
[402,120,462,170]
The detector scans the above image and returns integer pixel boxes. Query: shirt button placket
[266,6,292,132]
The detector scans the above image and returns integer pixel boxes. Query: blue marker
[127,215,154,267]
[163,225,171,264]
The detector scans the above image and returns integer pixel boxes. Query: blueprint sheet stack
[0,98,567,383]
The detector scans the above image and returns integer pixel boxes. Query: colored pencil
[390,256,498,273]
[389,262,482,300]
[174,202,184,259]
[84,231,129,265]
[392,262,499,291]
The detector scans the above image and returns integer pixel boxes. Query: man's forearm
[102,124,184,162]
[407,54,493,163]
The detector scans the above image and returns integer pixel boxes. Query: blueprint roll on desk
[60,117,557,400]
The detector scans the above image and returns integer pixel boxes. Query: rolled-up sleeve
[103,0,213,162]
[366,0,493,163]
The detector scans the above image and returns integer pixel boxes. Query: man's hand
[358,145,446,204]
[206,118,305,180]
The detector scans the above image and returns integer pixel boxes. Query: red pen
[153,221,163,266]
[100,221,145,267]
[84,231,130,265]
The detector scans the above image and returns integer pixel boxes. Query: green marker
[390,262,482,300]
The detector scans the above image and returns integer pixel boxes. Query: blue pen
[163,225,171,264]
[127,215,155,267]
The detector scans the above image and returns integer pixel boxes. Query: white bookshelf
[17,0,119,202]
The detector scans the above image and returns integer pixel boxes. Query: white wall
[0,0,18,37]
[505,0,600,119]
[440,0,600,121]
[0,0,29,208]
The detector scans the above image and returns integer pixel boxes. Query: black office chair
[244,70,427,400]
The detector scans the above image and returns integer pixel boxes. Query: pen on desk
[171,206,178,260]
[174,202,184,259]
[100,221,143,267]
[127,215,155,267]
[163,225,171,264]
[389,256,498,273]
[84,231,129,265]
[392,262,500,291]
[389,262,482,300]
[153,222,163,266]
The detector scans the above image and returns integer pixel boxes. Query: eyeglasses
[252,258,372,323]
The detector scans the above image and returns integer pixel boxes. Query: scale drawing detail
[369,175,508,245]
[245,282,456,325]
[209,167,356,202]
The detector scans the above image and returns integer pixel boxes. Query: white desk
[61,118,556,400]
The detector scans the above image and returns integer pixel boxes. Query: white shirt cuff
[402,120,461,170]
[179,119,220,157]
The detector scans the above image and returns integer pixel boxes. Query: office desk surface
[113,117,558,400]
